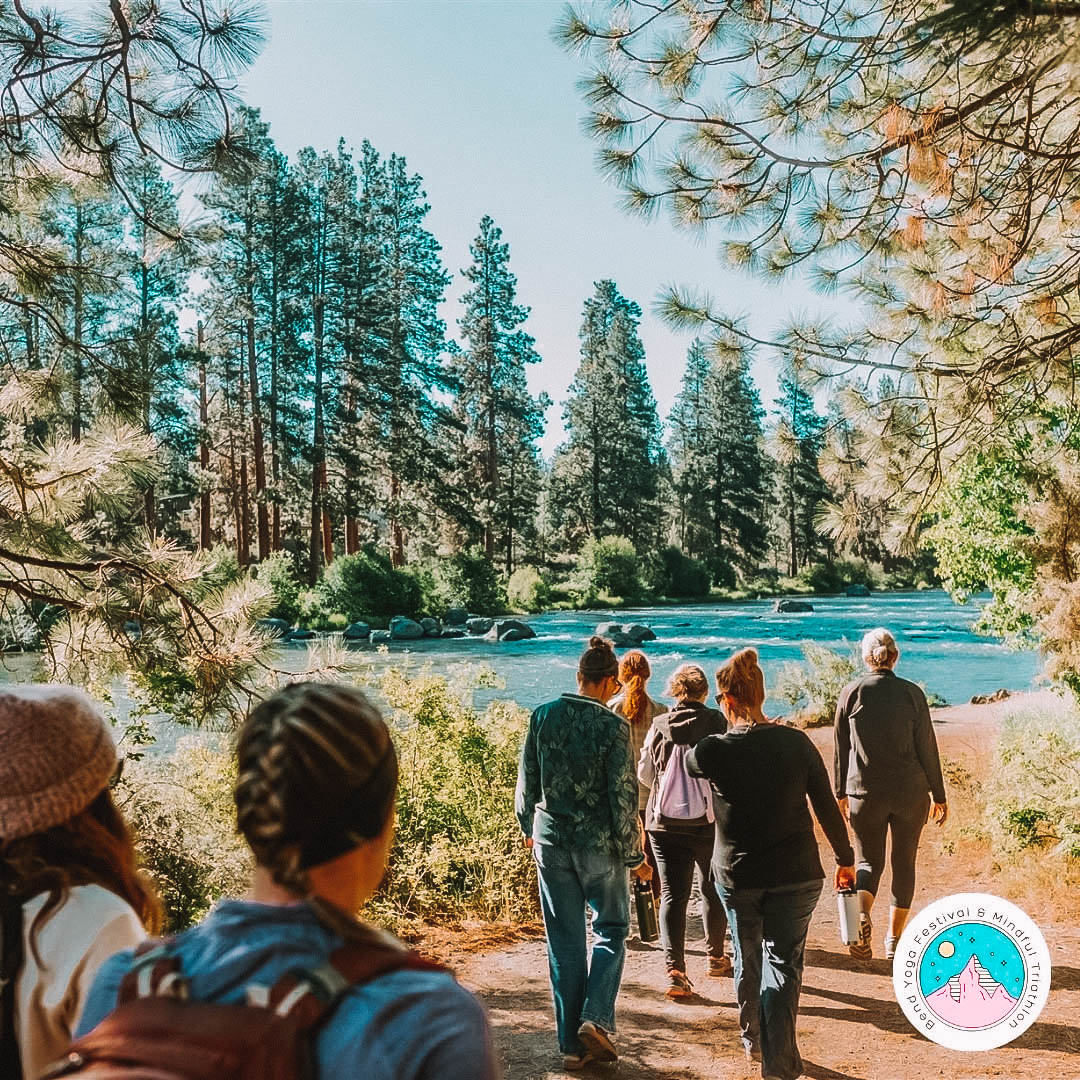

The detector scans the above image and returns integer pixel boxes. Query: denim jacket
[77,900,500,1080]
[515,693,643,867]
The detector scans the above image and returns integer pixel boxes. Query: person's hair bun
[579,636,619,682]
[715,648,766,710]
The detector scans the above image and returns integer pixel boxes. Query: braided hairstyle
[234,682,397,898]
[617,650,652,728]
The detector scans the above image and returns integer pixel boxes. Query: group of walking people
[0,625,946,1080]
[515,627,947,1079]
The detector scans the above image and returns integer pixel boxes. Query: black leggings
[848,792,930,908]
[649,828,727,972]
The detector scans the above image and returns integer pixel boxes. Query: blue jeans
[533,843,630,1054]
[719,879,823,1080]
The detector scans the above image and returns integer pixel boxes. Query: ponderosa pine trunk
[197,321,211,550]
[246,316,270,560]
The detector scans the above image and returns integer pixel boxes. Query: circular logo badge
[893,893,1051,1050]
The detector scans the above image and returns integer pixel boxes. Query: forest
[6,0,1080,723]
[10,100,930,645]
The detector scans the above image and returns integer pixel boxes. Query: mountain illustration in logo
[926,954,1018,1027]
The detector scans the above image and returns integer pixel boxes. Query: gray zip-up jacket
[833,669,947,804]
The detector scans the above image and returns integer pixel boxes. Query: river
[321,590,1041,711]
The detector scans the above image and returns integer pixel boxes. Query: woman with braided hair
[78,682,499,1080]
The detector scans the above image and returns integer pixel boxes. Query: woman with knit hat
[0,684,159,1080]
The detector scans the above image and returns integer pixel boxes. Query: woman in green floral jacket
[515,635,650,1070]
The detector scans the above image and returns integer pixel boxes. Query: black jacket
[687,723,855,891]
[638,700,726,833]
[833,670,947,804]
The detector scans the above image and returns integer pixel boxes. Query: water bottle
[634,876,659,943]
[837,887,861,945]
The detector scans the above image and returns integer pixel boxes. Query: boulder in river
[285,628,317,642]
[420,617,441,637]
[845,584,871,598]
[483,619,538,643]
[625,624,656,643]
[441,628,466,639]
[774,599,814,613]
[466,617,494,635]
[595,622,623,639]
[389,616,424,641]
[970,688,1011,705]
[370,629,392,644]
[342,621,371,641]
[255,618,291,638]
[444,607,469,627]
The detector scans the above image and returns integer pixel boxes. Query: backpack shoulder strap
[0,893,24,1080]
[263,939,449,1037]
[117,938,188,1005]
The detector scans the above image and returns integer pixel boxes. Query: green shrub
[371,666,537,927]
[799,561,844,594]
[118,668,537,934]
[507,567,550,612]
[986,698,1080,858]
[774,642,859,726]
[652,547,711,598]
[421,548,506,616]
[316,547,422,620]
[119,735,250,932]
[573,535,641,602]
[253,550,303,624]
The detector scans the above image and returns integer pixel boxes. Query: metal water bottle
[634,876,659,943]
[837,887,861,945]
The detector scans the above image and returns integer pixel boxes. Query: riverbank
[448,690,1080,1079]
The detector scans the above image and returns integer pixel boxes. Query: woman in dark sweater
[833,628,948,962]
[687,649,855,1080]
[637,664,729,999]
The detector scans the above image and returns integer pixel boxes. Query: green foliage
[187,546,243,603]
[450,216,547,572]
[120,736,251,932]
[548,281,662,551]
[774,643,859,727]
[667,341,770,578]
[371,666,537,926]
[315,547,423,620]
[925,448,1037,639]
[987,698,1080,859]
[573,535,642,602]
[507,567,551,612]
[422,548,507,616]
[652,546,711,598]
[254,551,303,624]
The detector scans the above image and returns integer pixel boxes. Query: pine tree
[770,369,830,577]
[452,216,546,573]
[115,158,189,537]
[667,341,769,582]
[365,154,453,566]
[549,281,661,551]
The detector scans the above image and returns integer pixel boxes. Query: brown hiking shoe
[708,954,734,978]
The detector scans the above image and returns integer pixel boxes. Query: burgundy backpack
[41,936,445,1080]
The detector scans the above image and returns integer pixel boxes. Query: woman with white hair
[833,628,948,961]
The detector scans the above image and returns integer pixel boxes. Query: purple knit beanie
[0,684,117,843]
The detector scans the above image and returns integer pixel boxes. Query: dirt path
[454,696,1080,1079]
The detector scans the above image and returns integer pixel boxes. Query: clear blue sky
[233,0,825,454]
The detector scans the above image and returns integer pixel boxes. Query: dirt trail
[454,696,1080,1079]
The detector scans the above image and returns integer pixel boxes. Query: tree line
[4,104,913,604]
